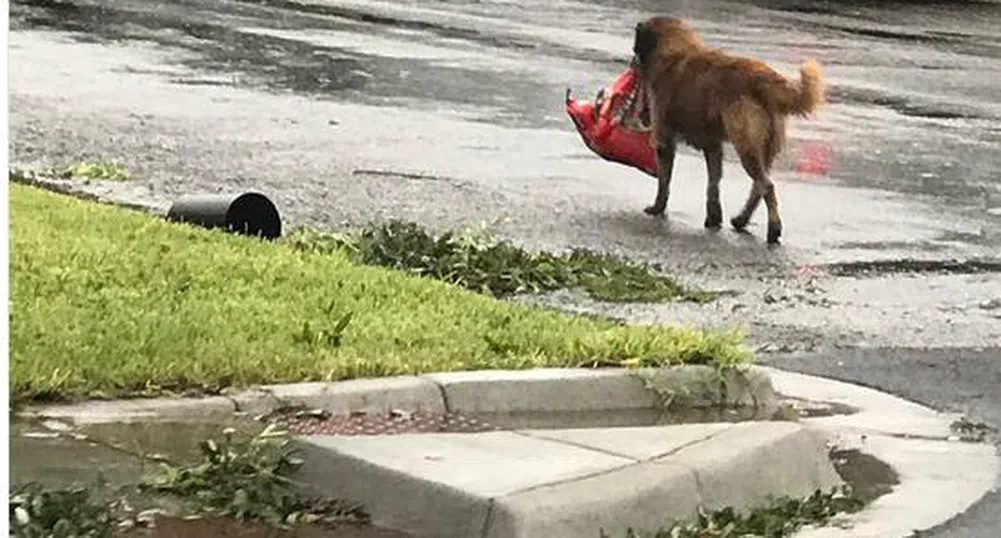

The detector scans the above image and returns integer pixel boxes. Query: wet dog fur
[631,17,825,244]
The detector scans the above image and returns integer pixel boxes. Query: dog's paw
[644,205,666,217]
[704,206,723,229]
[767,221,782,245]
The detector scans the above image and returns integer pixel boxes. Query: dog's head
[632,17,703,69]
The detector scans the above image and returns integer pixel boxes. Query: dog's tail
[775,59,826,117]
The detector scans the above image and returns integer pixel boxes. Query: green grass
[53,160,133,181]
[10,184,751,403]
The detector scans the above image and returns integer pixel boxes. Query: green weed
[10,482,115,538]
[141,425,365,526]
[54,160,133,181]
[284,220,712,303]
[601,486,864,538]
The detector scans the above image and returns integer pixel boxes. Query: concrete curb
[758,367,1001,538]
[295,421,841,538]
[17,366,1000,538]
[21,365,778,424]
[288,361,1001,538]
[9,168,169,216]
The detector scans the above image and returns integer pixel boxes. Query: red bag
[568,70,835,182]
[565,68,657,177]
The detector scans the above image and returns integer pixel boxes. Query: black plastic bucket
[166,192,282,239]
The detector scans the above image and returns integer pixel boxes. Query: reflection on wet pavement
[10,418,266,489]
[11,0,1001,204]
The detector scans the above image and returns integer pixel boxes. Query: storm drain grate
[267,410,501,436]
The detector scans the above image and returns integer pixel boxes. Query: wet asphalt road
[8,0,1001,535]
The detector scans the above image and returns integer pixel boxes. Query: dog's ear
[633,21,658,66]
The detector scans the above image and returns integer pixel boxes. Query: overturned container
[166,192,282,240]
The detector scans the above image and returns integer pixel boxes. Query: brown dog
[631,17,825,244]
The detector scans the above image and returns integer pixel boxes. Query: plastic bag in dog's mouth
[608,74,651,132]
[565,68,656,177]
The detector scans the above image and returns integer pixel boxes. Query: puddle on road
[831,448,900,505]
[10,417,266,490]
[820,258,1001,277]
[12,421,148,490]
[10,0,564,130]
[10,418,417,537]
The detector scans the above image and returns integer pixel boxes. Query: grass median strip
[10,184,751,403]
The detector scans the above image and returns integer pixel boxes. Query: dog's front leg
[644,139,676,217]
[703,143,724,228]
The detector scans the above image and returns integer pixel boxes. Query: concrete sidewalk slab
[519,422,732,460]
[295,430,636,538]
[302,430,634,498]
[488,422,841,538]
[294,421,842,538]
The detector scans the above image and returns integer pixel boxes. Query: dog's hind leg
[703,143,724,229]
[724,101,783,244]
[760,119,785,244]
[644,138,677,217]
[733,154,782,244]
[761,179,782,244]
[730,154,764,233]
